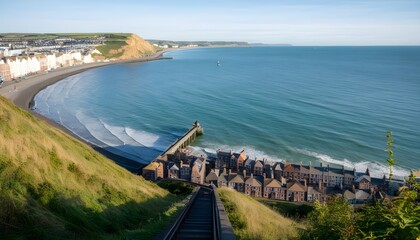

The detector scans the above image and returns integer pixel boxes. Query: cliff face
[106,34,156,60]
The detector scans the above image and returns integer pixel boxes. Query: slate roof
[168,162,179,171]
[309,166,323,175]
[287,181,306,192]
[254,160,263,168]
[245,176,262,187]
[228,174,244,183]
[307,186,321,195]
[300,165,310,174]
[206,170,219,181]
[274,163,282,171]
[342,189,356,200]
[355,175,371,183]
[244,158,255,167]
[355,189,371,200]
[264,178,282,188]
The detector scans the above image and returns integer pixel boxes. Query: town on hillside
[0,34,107,82]
[143,148,408,205]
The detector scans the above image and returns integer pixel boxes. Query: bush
[157,181,194,195]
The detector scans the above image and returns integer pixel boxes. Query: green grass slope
[0,96,183,239]
[218,187,301,240]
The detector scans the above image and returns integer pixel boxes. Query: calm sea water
[35,46,420,177]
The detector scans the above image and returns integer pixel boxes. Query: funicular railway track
[163,186,220,240]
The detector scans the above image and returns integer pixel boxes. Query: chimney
[271,171,274,179]
[223,167,227,174]
[243,169,246,177]
[327,164,330,172]
[318,180,322,191]
[352,184,356,193]
[342,165,345,174]
[365,168,370,176]
[300,161,302,169]
[309,161,312,169]
[251,173,254,179]
[340,182,343,190]
[304,179,307,187]
[229,169,232,175]
[263,173,266,179]
[320,162,323,167]
[353,167,356,176]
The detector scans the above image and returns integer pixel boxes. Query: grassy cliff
[0,96,183,239]
[95,34,156,60]
[218,187,301,240]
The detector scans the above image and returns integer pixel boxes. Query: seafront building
[0,36,100,82]
[143,149,404,205]
[0,51,94,81]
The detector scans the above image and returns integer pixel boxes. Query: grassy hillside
[0,96,184,239]
[217,187,301,240]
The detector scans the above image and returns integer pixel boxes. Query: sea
[34,46,420,177]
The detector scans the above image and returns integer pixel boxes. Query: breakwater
[156,121,203,161]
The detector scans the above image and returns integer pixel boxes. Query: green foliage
[356,190,420,239]
[303,132,420,240]
[67,162,84,178]
[49,147,62,168]
[385,131,395,183]
[157,181,194,195]
[302,197,357,240]
[257,198,313,219]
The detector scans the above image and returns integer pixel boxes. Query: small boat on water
[217,60,220,66]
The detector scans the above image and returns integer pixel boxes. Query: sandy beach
[0,50,170,173]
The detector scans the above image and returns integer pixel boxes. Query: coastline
[0,49,172,173]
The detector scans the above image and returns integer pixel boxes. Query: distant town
[0,33,249,83]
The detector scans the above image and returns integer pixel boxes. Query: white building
[46,54,57,70]
[7,56,41,79]
[82,54,94,64]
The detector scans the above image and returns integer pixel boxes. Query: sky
[1,0,420,45]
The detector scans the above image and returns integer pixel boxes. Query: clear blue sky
[1,0,420,45]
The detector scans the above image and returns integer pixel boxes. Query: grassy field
[217,187,302,240]
[0,96,185,239]
[94,34,132,59]
[96,40,127,59]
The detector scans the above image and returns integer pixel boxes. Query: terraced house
[206,150,399,204]
[143,149,403,204]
